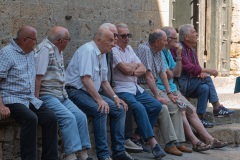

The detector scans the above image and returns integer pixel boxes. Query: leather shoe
[177,144,192,153]
[164,145,183,156]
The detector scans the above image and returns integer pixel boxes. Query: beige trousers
[140,84,185,144]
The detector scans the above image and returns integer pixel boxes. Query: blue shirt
[156,48,178,92]
[0,40,42,109]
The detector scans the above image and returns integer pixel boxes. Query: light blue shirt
[156,48,178,92]
[0,40,42,109]
[65,41,108,91]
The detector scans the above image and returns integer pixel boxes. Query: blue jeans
[6,103,58,160]
[66,88,126,159]
[117,89,162,141]
[185,76,219,114]
[40,95,91,155]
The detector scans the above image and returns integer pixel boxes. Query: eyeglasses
[167,37,177,40]
[113,33,118,38]
[118,33,132,39]
[25,37,37,42]
[58,38,71,42]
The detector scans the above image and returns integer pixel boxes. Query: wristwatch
[167,91,172,95]
[113,95,118,99]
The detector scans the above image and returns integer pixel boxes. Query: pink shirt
[112,45,144,95]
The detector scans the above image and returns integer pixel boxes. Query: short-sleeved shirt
[135,42,167,84]
[65,41,108,92]
[0,40,42,109]
[34,38,68,99]
[156,48,177,92]
[112,45,144,95]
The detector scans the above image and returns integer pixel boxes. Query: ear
[184,34,189,41]
[23,37,27,43]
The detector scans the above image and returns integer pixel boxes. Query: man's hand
[131,62,138,70]
[156,97,168,104]
[167,93,178,103]
[97,99,109,114]
[198,72,208,79]
[114,97,128,111]
[209,69,218,77]
[175,43,183,56]
[0,105,10,119]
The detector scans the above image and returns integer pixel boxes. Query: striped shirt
[136,42,167,84]
[34,38,68,99]
[0,40,42,109]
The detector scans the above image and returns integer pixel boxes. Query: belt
[65,86,77,89]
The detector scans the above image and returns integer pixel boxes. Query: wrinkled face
[99,30,115,53]
[185,27,198,44]
[24,31,37,53]
[117,27,132,49]
[156,32,167,51]
[57,31,71,52]
[166,30,178,49]
[109,26,118,45]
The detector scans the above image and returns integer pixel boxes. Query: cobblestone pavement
[129,145,240,160]
[89,145,240,160]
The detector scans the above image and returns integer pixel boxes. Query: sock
[77,149,88,160]
[165,141,175,148]
[65,153,77,160]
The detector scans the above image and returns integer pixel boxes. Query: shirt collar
[91,41,101,56]
[45,38,61,54]
[11,39,26,55]
[115,44,130,53]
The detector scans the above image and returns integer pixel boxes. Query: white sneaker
[124,139,143,153]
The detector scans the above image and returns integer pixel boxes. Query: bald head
[48,26,69,42]
[16,26,37,40]
[148,29,166,45]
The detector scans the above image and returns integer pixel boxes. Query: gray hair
[48,26,68,42]
[148,30,164,45]
[115,22,128,29]
[161,26,175,38]
[178,24,194,41]
[99,23,116,30]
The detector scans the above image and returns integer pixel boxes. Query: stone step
[204,110,240,125]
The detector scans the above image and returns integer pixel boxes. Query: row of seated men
[0,22,235,160]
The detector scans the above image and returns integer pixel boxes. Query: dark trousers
[125,107,133,139]
[6,103,58,160]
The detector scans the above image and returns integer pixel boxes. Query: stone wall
[0,0,165,65]
[230,0,240,75]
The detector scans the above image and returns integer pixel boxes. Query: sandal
[192,141,211,152]
[208,138,228,149]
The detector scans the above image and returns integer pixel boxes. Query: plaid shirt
[136,42,166,84]
[0,40,42,109]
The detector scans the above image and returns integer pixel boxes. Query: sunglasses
[113,33,118,38]
[167,37,177,40]
[118,33,132,39]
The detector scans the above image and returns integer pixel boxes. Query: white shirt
[112,45,144,95]
[65,41,108,91]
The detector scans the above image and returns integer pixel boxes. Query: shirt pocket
[92,66,100,80]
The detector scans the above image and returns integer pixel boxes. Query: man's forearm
[116,62,138,76]
[35,75,43,98]
[81,76,103,102]
[172,59,182,77]
[101,81,116,99]
[145,72,160,98]
[160,72,171,93]
[134,63,146,77]
[0,96,4,107]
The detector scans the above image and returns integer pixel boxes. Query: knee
[161,105,169,113]
[200,84,209,93]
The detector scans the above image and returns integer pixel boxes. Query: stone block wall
[0,117,164,160]
[0,0,165,65]
[231,0,240,75]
